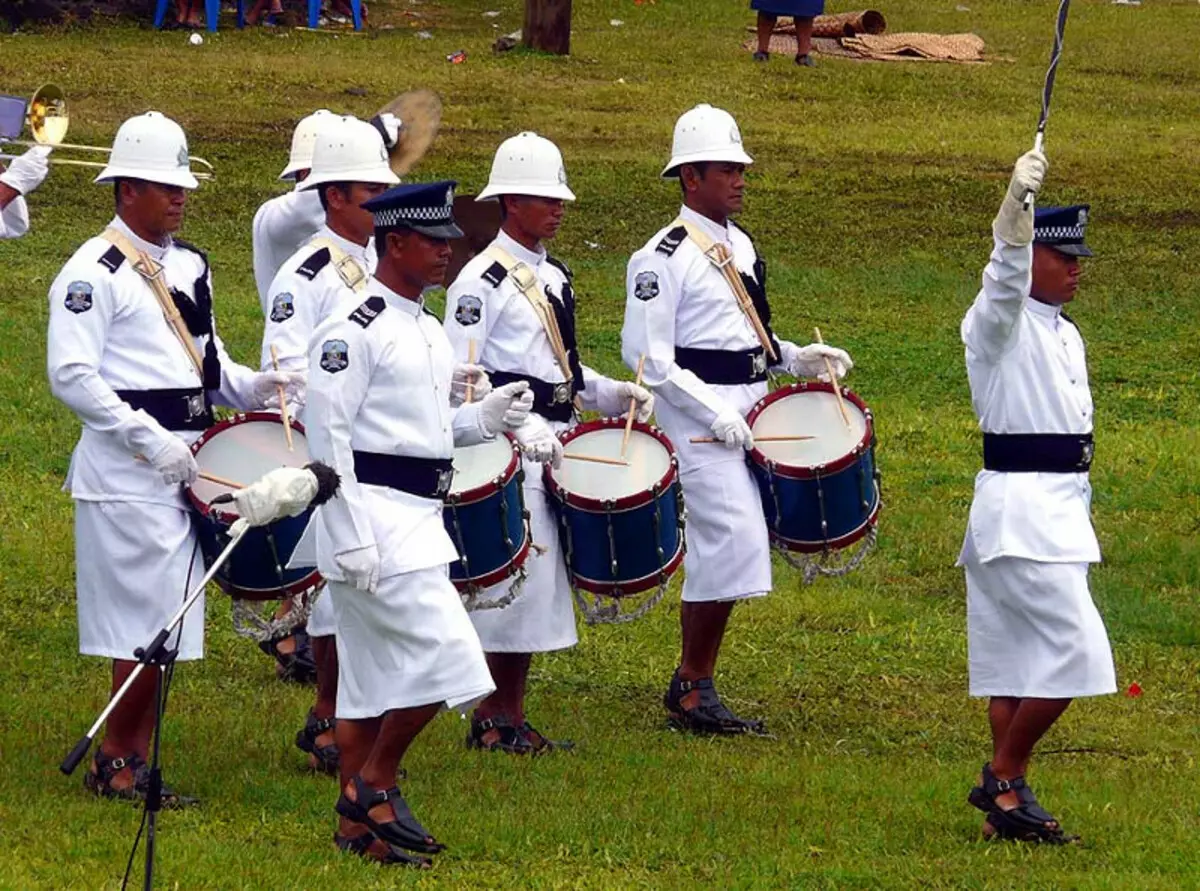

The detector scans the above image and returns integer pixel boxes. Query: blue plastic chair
[309,0,362,31]
[154,0,246,32]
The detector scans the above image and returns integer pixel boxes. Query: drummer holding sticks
[443,133,654,754]
[620,104,853,735]
[46,111,304,805]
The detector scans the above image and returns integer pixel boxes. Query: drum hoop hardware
[459,467,529,613]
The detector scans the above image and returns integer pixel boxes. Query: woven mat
[742,32,986,63]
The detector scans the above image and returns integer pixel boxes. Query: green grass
[2,1,1199,887]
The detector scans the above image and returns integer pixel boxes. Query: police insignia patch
[455,294,482,326]
[270,292,295,323]
[633,271,659,301]
[177,146,190,168]
[320,339,349,374]
[64,281,94,314]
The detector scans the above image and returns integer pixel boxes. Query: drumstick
[619,355,645,460]
[269,344,295,452]
[134,455,245,489]
[561,452,629,467]
[465,339,477,404]
[813,326,851,429]
[690,435,817,444]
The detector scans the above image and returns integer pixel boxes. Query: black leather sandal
[84,750,199,809]
[968,763,1078,844]
[519,720,575,754]
[664,671,767,736]
[333,831,431,868]
[465,713,536,755]
[335,775,445,855]
[259,627,317,684]
[295,710,339,776]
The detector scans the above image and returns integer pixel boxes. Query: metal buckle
[509,263,539,291]
[186,393,206,418]
[1080,440,1094,469]
[436,468,454,498]
[704,244,734,269]
[333,255,366,291]
[552,381,571,405]
[751,351,767,376]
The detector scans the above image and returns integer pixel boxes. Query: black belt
[982,433,1094,473]
[675,346,768,386]
[116,387,212,431]
[352,451,454,499]
[487,371,575,423]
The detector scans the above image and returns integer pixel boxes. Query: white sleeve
[0,194,29,239]
[577,364,623,416]
[305,323,376,556]
[443,271,500,364]
[961,234,1032,364]
[260,266,326,373]
[451,402,490,447]
[253,191,324,302]
[46,265,174,457]
[620,251,730,427]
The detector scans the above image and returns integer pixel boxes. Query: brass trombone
[0,84,215,181]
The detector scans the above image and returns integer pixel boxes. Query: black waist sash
[352,451,454,499]
[675,346,768,386]
[982,433,1094,473]
[116,387,213,431]
[487,371,574,423]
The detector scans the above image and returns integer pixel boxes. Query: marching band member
[959,151,1115,843]
[304,181,532,864]
[46,112,304,806]
[443,133,654,754]
[0,144,50,239]
[260,115,398,775]
[620,105,853,735]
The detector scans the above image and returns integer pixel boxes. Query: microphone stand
[60,519,252,891]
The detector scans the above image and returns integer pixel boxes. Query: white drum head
[450,437,515,494]
[751,390,868,468]
[550,427,672,500]
[192,419,310,511]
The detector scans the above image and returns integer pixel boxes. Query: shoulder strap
[483,245,574,385]
[305,237,369,292]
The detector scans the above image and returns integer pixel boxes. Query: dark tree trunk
[523,0,571,55]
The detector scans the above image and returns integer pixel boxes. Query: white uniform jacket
[304,279,493,583]
[47,216,262,507]
[959,234,1100,565]
[252,188,325,315]
[0,194,29,239]
[260,226,374,373]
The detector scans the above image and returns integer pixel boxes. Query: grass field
[1,1,1199,887]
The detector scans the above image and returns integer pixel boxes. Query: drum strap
[673,219,778,364]
[483,246,576,388]
[306,237,369,292]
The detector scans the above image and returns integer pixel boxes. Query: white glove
[450,363,492,407]
[615,381,655,422]
[479,381,533,435]
[147,434,198,485]
[513,414,564,468]
[335,545,380,594]
[0,145,50,195]
[253,370,307,410]
[782,342,853,381]
[710,407,753,451]
[370,112,402,149]
[229,467,318,527]
[994,149,1048,246]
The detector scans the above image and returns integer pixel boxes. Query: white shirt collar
[111,215,171,261]
[319,224,371,262]
[679,204,732,245]
[368,276,424,317]
[495,228,546,268]
[1026,296,1062,328]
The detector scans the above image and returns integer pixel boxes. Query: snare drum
[545,418,685,596]
[186,412,322,600]
[745,382,880,553]
[444,433,531,594]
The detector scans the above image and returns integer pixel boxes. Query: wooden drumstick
[269,344,295,452]
[814,326,851,429]
[619,355,645,460]
[465,339,477,404]
[690,435,816,444]
[561,452,629,467]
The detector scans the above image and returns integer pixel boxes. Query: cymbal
[375,89,441,177]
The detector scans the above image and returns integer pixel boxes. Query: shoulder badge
[64,280,95,314]
[655,225,686,258]
[349,295,386,329]
[454,294,482,326]
[481,261,507,288]
[545,255,573,281]
[97,245,125,273]
[633,270,660,302]
[319,339,349,374]
[297,248,332,281]
[269,292,295,323]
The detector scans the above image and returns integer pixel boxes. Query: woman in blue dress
[752,0,825,66]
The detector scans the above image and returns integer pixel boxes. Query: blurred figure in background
[752,0,824,67]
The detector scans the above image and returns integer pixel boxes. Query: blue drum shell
[191,507,320,599]
[444,469,529,588]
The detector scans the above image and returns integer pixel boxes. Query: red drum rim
[570,541,685,597]
[450,534,532,592]
[544,417,679,513]
[218,571,324,602]
[445,432,522,508]
[745,381,874,480]
[769,488,881,554]
[185,411,307,523]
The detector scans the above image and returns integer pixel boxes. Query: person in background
[751,0,824,67]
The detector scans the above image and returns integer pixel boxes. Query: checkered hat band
[373,206,453,227]
[1036,225,1085,241]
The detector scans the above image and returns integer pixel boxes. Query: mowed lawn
[1,1,1198,887]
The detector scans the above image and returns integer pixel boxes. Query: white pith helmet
[661,104,753,178]
[299,116,400,191]
[279,108,337,184]
[93,111,199,189]
[477,132,575,202]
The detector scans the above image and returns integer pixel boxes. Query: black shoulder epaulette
[297,248,332,281]
[97,245,125,273]
[349,296,386,328]
[655,225,687,257]
[172,237,208,261]
[481,261,507,288]
[545,255,573,281]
